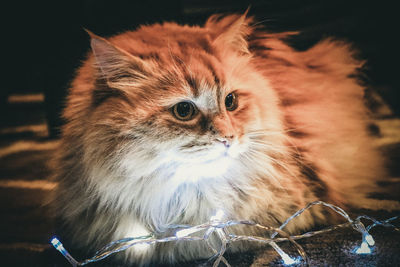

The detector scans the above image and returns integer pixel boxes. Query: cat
[50,13,399,265]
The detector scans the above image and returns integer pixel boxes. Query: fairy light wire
[50,201,399,266]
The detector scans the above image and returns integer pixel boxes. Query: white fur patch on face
[227,137,249,158]
[173,141,227,163]
[171,155,232,184]
[192,80,220,114]
[193,93,218,114]
[167,138,249,184]
[163,143,229,184]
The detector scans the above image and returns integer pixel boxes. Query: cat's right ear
[205,11,252,55]
[85,29,150,89]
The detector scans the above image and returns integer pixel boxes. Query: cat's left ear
[206,11,253,55]
[85,29,151,89]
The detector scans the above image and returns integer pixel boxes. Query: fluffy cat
[51,13,398,265]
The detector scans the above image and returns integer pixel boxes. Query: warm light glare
[124,224,152,253]
[210,209,225,221]
[132,242,150,252]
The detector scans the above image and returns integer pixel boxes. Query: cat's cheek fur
[223,55,285,137]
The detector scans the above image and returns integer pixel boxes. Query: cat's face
[86,18,284,183]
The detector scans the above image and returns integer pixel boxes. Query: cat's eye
[225,92,238,111]
[172,101,197,121]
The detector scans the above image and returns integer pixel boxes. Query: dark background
[1,0,399,136]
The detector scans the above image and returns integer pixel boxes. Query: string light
[51,201,399,266]
[364,234,375,246]
[355,240,372,254]
[50,237,78,267]
[269,242,299,265]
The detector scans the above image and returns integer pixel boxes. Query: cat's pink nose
[221,140,230,147]
[216,137,233,147]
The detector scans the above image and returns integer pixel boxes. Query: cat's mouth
[178,139,241,163]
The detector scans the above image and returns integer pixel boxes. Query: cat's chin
[170,155,233,184]
[167,143,242,184]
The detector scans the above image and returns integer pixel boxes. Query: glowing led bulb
[50,237,79,266]
[364,234,375,246]
[270,241,299,265]
[51,237,68,256]
[281,253,298,265]
[355,241,372,254]
[51,237,60,247]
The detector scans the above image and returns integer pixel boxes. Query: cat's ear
[206,11,252,55]
[86,29,150,89]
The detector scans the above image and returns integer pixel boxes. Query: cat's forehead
[160,54,228,112]
[192,81,222,113]
[160,79,224,114]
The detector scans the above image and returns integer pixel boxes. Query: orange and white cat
[51,13,398,265]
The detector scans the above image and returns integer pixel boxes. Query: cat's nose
[216,136,233,148]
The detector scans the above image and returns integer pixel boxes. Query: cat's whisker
[280,134,304,162]
[248,143,286,157]
[244,149,288,190]
[247,136,300,160]
[249,139,297,150]
[247,125,310,135]
[245,146,303,188]
[167,40,184,77]
[250,18,276,27]
[246,130,304,161]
